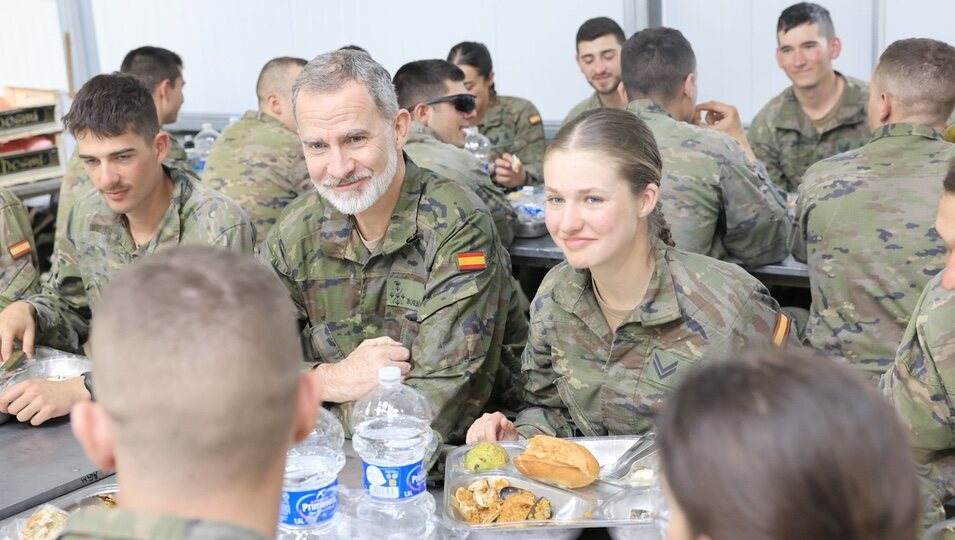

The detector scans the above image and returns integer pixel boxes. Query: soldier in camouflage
[0,74,254,426]
[792,38,955,379]
[882,161,955,532]
[57,247,317,540]
[394,59,517,247]
[620,28,791,267]
[259,50,526,445]
[467,109,794,443]
[0,187,39,309]
[202,57,313,244]
[56,46,190,248]
[447,42,545,188]
[562,17,629,125]
[748,3,871,192]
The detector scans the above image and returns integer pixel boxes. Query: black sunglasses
[419,93,476,114]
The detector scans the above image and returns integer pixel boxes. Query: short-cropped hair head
[873,38,955,125]
[292,49,398,123]
[657,348,920,540]
[256,56,308,103]
[393,59,466,110]
[120,45,183,92]
[621,27,696,103]
[575,17,625,48]
[945,157,955,194]
[62,72,160,141]
[777,2,835,40]
[90,246,303,490]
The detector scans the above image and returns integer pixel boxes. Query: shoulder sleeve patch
[528,114,542,125]
[772,312,791,348]
[8,240,31,260]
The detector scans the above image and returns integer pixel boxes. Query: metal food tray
[60,483,118,513]
[515,220,548,239]
[0,347,92,424]
[444,436,660,539]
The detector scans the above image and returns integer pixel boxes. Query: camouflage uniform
[627,99,791,267]
[792,123,955,377]
[202,111,312,244]
[58,506,266,540]
[562,92,602,126]
[514,242,793,438]
[0,187,39,309]
[28,167,255,352]
[478,94,545,186]
[748,74,871,192]
[404,121,517,247]
[55,134,190,247]
[259,158,527,445]
[881,273,955,530]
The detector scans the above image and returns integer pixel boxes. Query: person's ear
[486,71,495,88]
[266,94,283,117]
[616,80,628,104]
[411,103,430,124]
[152,131,169,164]
[393,109,411,151]
[829,36,842,60]
[156,78,172,101]
[641,183,660,217]
[682,73,696,101]
[292,372,320,443]
[71,401,116,470]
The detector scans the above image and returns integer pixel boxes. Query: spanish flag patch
[456,252,486,271]
[528,114,542,125]
[8,240,31,260]
[772,312,791,348]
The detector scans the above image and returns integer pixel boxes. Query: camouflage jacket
[881,274,955,529]
[405,121,517,247]
[478,94,545,186]
[55,133,190,246]
[202,111,312,244]
[562,92,602,126]
[259,158,528,444]
[29,167,255,352]
[748,73,871,192]
[792,123,955,377]
[627,99,791,266]
[514,243,792,438]
[0,187,39,309]
[58,507,267,540]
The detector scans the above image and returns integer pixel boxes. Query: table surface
[0,419,113,521]
[7,177,62,201]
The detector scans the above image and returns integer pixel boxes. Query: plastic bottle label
[279,478,339,526]
[362,460,426,499]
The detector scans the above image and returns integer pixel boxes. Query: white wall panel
[0,0,69,92]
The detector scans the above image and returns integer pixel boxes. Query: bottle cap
[379,366,401,384]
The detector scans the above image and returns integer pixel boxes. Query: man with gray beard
[258,49,527,446]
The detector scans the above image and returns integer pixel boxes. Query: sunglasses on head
[420,93,476,114]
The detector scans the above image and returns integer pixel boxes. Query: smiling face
[457,64,492,121]
[775,23,839,90]
[543,149,649,271]
[77,129,169,216]
[296,81,405,215]
[423,80,476,148]
[576,35,623,95]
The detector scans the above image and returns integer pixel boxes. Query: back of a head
[575,17,625,47]
[393,59,466,110]
[90,246,302,491]
[657,349,920,540]
[62,73,160,141]
[874,38,955,126]
[292,48,398,122]
[256,56,308,104]
[777,2,835,40]
[446,41,494,79]
[621,27,696,104]
[120,45,183,93]
[945,157,955,194]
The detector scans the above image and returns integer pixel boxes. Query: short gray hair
[292,49,399,122]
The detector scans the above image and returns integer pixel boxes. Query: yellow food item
[511,154,523,173]
[465,442,510,472]
[451,477,553,525]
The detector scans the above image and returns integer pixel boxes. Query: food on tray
[510,154,522,173]
[629,508,652,520]
[513,435,599,489]
[22,505,68,540]
[623,464,655,487]
[465,442,510,472]
[452,477,553,525]
[97,493,117,507]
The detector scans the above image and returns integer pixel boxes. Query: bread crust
[513,435,599,488]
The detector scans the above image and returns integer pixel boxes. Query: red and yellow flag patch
[528,114,542,125]
[8,240,31,260]
[772,312,791,348]
[456,252,486,271]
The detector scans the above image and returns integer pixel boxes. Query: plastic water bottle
[192,123,219,174]
[278,407,347,539]
[350,366,438,539]
[463,127,495,176]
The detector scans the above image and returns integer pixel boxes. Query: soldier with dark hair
[562,17,628,124]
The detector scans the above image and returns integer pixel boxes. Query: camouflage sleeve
[404,208,513,444]
[747,110,789,191]
[718,139,792,266]
[208,214,256,255]
[470,165,517,248]
[256,227,312,331]
[54,151,90,253]
[511,102,546,187]
[789,174,813,262]
[164,136,192,172]
[0,196,40,309]
[291,152,313,196]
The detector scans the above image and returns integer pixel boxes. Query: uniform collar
[242,109,290,130]
[552,241,683,329]
[318,154,421,263]
[111,166,189,255]
[869,122,944,144]
[774,72,868,135]
[62,506,268,540]
[407,121,441,144]
[626,99,672,120]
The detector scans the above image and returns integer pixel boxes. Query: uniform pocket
[556,376,600,437]
[306,323,346,362]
